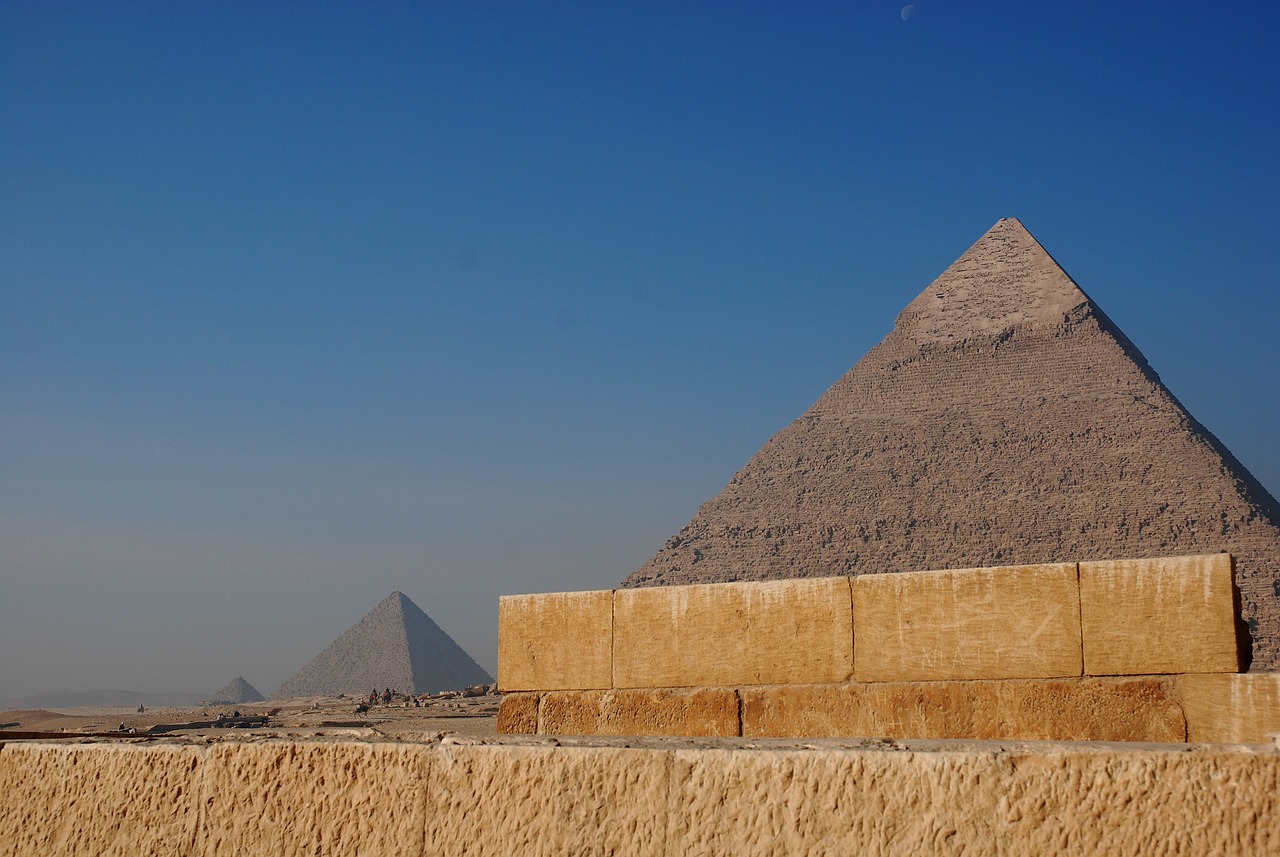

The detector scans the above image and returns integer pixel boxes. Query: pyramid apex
[273,591,492,697]
[896,218,1093,345]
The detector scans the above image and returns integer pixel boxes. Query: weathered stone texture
[852,563,1082,681]
[0,743,201,856]
[202,741,429,856]
[1080,554,1241,676]
[3,740,1279,855]
[539,688,740,737]
[612,577,852,688]
[741,679,1186,742]
[497,590,613,691]
[495,692,539,734]
[1177,673,1280,744]
[623,218,1280,672]
[424,744,670,855]
[673,746,1280,855]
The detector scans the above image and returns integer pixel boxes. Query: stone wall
[2,738,1277,855]
[622,219,1280,673]
[498,555,1280,742]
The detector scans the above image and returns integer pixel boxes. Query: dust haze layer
[623,218,1280,671]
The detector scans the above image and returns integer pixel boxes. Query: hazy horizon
[3,3,1277,700]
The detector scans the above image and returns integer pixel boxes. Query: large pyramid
[206,676,265,705]
[274,592,492,697]
[623,218,1280,671]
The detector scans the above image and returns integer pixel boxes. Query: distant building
[206,676,265,705]
[274,591,492,697]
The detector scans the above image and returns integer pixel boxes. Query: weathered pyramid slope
[274,592,493,698]
[623,218,1280,671]
[206,676,265,705]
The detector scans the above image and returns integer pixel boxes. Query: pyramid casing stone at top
[612,577,853,688]
[852,563,1082,682]
[1079,554,1241,676]
[498,590,613,691]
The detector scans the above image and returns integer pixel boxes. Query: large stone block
[426,744,670,855]
[0,743,201,857]
[201,742,430,856]
[612,577,853,688]
[4,739,1280,855]
[539,688,741,737]
[1177,673,1280,744]
[673,745,1280,855]
[497,590,613,691]
[1079,554,1240,676]
[852,563,1082,682]
[495,692,539,734]
[741,678,1186,742]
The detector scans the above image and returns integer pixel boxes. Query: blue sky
[2,2,1277,699]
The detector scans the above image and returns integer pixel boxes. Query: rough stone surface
[425,744,670,855]
[274,591,492,698]
[539,688,741,737]
[1080,554,1241,676]
[496,692,539,734]
[622,218,1280,672]
[741,678,1186,742]
[498,590,613,691]
[852,562,1082,681]
[3,739,1279,855]
[613,577,853,688]
[202,741,430,856]
[0,743,201,856]
[1177,673,1280,744]
[673,746,1280,856]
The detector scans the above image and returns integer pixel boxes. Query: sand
[0,692,500,741]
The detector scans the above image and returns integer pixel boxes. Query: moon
[901,5,914,21]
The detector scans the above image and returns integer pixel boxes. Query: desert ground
[0,691,500,742]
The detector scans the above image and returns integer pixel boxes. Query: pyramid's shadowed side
[274,592,493,697]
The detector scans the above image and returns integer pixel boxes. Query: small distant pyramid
[207,676,265,705]
[623,218,1280,670]
[274,592,492,698]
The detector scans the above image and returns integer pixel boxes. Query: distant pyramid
[623,218,1280,671]
[274,592,492,698]
[207,676,265,705]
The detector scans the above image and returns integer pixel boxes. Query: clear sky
[2,2,1277,700]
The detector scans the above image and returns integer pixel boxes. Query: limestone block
[425,744,670,855]
[201,741,430,856]
[1177,673,1280,743]
[612,577,853,688]
[1079,554,1240,676]
[498,589,613,691]
[741,678,1185,742]
[852,563,1082,682]
[539,688,741,737]
[4,739,1280,855]
[675,746,1280,855]
[0,743,201,857]
[495,692,539,734]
